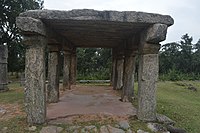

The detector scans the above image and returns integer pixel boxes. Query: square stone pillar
[114,54,124,90]
[137,24,168,121]
[0,45,8,92]
[16,17,47,124]
[23,35,47,124]
[121,50,136,102]
[63,50,71,90]
[70,48,77,85]
[47,45,60,103]
[111,48,117,86]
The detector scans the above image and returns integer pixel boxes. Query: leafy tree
[0,0,44,72]
[77,48,111,80]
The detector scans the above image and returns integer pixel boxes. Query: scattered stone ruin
[0,45,8,92]
[16,9,174,124]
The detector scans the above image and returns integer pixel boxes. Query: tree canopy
[159,33,200,80]
[0,0,43,72]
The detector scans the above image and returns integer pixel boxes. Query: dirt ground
[0,104,24,121]
[47,85,136,124]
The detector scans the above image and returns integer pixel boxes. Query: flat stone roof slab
[17,9,174,48]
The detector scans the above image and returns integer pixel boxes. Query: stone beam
[146,24,168,43]
[16,17,46,36]
[47,44,61,103]
[0,45,8,92]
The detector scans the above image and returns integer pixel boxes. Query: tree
[0,0,44,72]
[77,48,111,80]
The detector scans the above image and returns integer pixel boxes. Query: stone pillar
[0,45,8,92]
[111,48,117,86]
[137,24,168,121]
[63,50,71,90]
[23,35,47,124]
[115,53,124,90]
[16,17,47,124]
[121,50,136,102]
[70,48,77,85]
[47,45,60,103]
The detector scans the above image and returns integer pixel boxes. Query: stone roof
[17,9,174,48]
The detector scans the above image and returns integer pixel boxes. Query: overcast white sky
[44,0,200,44]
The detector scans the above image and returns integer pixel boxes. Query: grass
[1,81,200,133]
[0,82,24,104]
[156,81,200,133]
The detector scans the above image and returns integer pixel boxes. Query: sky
[44,0,200,44]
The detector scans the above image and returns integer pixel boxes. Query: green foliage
[77,48,111,80]
[0,0,44,72]
[159,33,200,80]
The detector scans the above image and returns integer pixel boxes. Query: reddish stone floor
[47,85,136,123]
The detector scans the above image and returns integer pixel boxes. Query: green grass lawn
[156,81,200,133]
[0,81,200,133]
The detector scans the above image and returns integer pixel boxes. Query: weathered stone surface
[147,123,168,132]
[111,53,117,86]
[47,51,60,103]
[40,126,63,133]
[0,45,8,92]
[63,51,71,90]
[24,35,47,124]
[118,120,130,130]
[146,24,168,43]
[156,114,175,126]
[122,54,135,102]
[70,49,77,85]
[137,54,158,121]
[17,9,173,48]
[100,126,109,133]
[107,125,125,133]
[16,17,46,36]
[115,58,124,90]
[19,9,174,26]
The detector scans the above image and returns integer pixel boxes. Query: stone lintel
[146,24,168,43]
[16,17,46,36]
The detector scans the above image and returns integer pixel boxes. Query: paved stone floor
[47,85,136,123]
